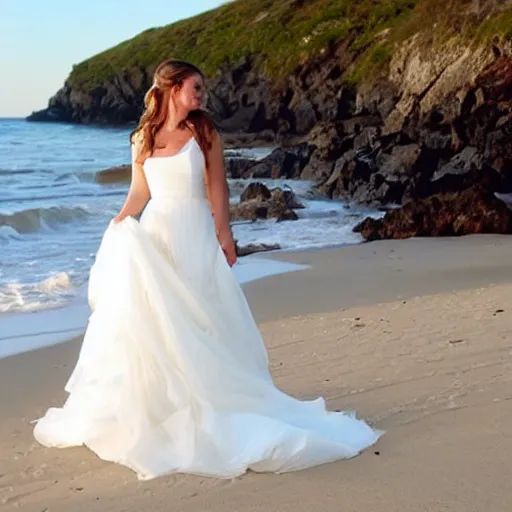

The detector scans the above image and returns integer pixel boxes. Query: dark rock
[242,161,273,179]
[354,186,512,241]
[219,103,264,132]
[306,121,346,160]
[299,122,347,182]
[275,185,305,210]
[319,143,427,205]
[28,68,149,125]
[230,182,302,221]
[222,130,277,147]
[342,115,381,136]
[95,165,131,184]
[420,130,453,152]
[278,143,315,178]
[431,147,483,183]
[273,208,299,222]
[318,149,358,198]
[308,80,353,122]
[300,154,335,182]
[225,157,257,179]
[377,144,422,180]
[230,202,267,221]
[236,242,281,257]
[484,128,512,190]
[26,107,67,123]
[377,144,442,201]
[294,100,318,134]
[240,182,271,202]
[268,187,304,216]
[458,57,512,182]
[356,80,399,123]
[242,144,313,179]
[474,56,512,103]
[353,126,380,151]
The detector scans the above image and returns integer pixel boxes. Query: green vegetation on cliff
[68,0,511,91]
[347,0,512,83]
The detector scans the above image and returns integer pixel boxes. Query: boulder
[241,144,313,179]
[354,185,512,241]
[294,99,317,134]
[235,242,281,257]
[230,182,303,222]
[225,157,257,179]
[240,182,271,202]
[95,165,131,184]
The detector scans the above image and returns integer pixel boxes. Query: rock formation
[29,0,512,240]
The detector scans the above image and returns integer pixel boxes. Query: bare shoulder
[131,130,144,150]
[208,129,223,154]
[131,131,147,165]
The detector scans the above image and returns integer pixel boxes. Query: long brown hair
[130,59,215,165]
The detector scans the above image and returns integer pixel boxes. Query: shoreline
[244,233,512,322]
[0,252,310,360]
[1,234,512,511]
[3,233,512,359]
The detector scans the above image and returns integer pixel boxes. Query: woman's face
[173,73,205,112]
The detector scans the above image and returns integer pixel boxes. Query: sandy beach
[2,235,512,512]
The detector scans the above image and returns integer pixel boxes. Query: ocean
[0,118,380,355]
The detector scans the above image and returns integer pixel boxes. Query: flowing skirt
[34,197,382,480]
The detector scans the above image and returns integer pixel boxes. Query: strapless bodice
[143,138,206,201]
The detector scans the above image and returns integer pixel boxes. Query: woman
[34,59,381,480]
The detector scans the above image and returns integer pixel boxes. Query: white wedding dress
[34,137,381,480]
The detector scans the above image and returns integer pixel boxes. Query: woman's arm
[114,139,151,223]
[206,130,237,266]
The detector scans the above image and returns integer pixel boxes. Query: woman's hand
[113,213,127,224]
[217,228,237,267]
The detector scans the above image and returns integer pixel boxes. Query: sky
[0,0,227,117]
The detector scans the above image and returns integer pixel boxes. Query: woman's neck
[164,105,189,132]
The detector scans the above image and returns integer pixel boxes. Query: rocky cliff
[29,0,510,131]
[29,0,512,238]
